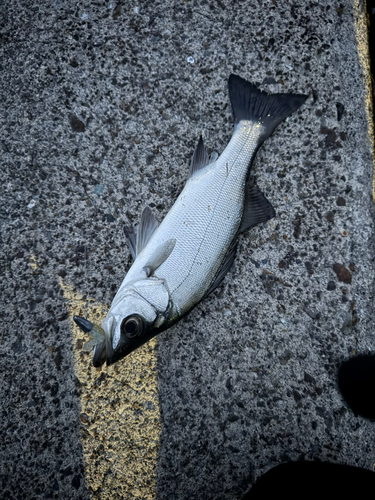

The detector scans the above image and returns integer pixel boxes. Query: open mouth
[73,315,109,367]
[92,341,106,367]
[73,314,143,366]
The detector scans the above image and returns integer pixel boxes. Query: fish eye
[121,315,143,339]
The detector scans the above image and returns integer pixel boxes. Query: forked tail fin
[228,74,307,143]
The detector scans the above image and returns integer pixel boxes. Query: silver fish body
[74,74,307,366]
[119,123,258,312]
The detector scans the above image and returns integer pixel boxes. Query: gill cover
[102,277,170,365]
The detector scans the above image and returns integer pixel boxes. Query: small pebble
[333,263,352,284]
[327,281,336,291]
[93,184,105,195]
[325,212,334,222]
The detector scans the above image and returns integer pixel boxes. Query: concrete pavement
[1,1,375,499]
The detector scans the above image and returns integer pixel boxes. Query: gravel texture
[1,1,374,499]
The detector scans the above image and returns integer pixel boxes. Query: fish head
[101,288,162,366]
[74,278,172,366]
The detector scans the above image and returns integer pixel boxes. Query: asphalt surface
[1,1,375,499]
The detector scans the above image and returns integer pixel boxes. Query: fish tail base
[228,74,307,142]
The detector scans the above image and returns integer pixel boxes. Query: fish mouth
[73,314,120,366]
[105,330,115,366]
[105,334,131,366]
[92,341,107,367]
[73,315,153,366]
[105,343,134,366]
[73,315,107,368]
[106,329,161,365]
[103,315,138,366]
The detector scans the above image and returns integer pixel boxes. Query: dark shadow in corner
[338,354,375,420]
[241,461,375,499]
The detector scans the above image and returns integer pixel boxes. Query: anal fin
[204,240,238,299]
[239,182,275,233]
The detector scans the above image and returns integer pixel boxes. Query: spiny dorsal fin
[136,206,159,256]
[123,225,137,260]
[203,240,238,299]
[239,182,275,233]
[189,136,210,178]
[143,239,176,276]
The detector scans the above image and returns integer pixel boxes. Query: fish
[74,74,307,367]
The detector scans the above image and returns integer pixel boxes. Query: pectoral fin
[239,182,275,233]
[209,151,219,163]
[143,238,176,276]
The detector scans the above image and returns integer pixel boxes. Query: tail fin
[228,74,307,142]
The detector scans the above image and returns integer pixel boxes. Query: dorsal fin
[239,182,275,233]
[136,206,159,255]
[189,136,210,178]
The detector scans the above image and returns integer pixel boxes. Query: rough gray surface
[152,1,375,499]
[1,1,375,499]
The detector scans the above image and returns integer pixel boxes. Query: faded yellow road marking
[60,281,160,499]
[353,0,375,201]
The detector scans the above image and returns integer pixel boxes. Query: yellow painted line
[353,0,375,201]
[60,280,160,499]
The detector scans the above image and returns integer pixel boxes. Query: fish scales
[118,122,261,315]
[73,74,307,366]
